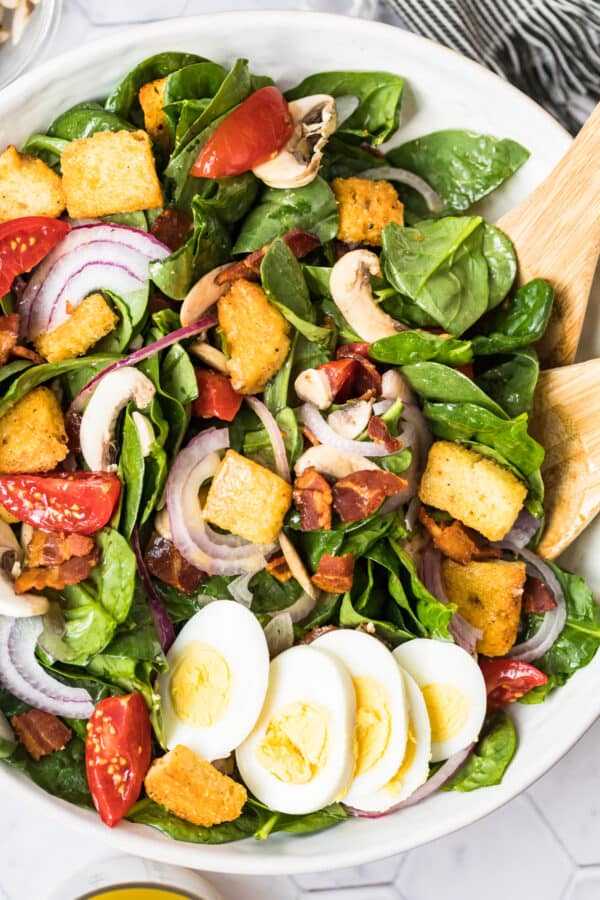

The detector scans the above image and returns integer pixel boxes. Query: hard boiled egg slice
[159,600,269,761]
[235,645,356,815]
[313,629,408,804]
[393,639,486,762]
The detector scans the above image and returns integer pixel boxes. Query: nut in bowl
[0,11,598,876]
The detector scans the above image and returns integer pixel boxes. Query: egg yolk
[169,641,231,728]
[421,683,469,743]
[353,675,392,776]
[385,722,417,796]
[255,702,330,784]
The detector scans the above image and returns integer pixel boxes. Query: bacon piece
[26,529,94,568]
[64,409,82,456]
[215,228,320,285]
[266,555,293,583]
[299,625,337,644]
[419,508,501,565]
[14,547,101,593]
[336,345,382,397]
[0,313,19,366]
[150,208,193,252]
[333,469,408,523]
[336,342,370,359]
[145,532,205,596]
[367,415,402,452]
[11,709,72,761]
[301,425,320,448]
[149,290,178,314]
[293,467,333,531]
[312,553,355,593]
[523,576,558,614]
[11,345,44,364]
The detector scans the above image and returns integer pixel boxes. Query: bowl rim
[0,9,592,877]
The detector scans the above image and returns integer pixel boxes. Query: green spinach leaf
[472,279,554,356]
[402,361,508,417]
[105,52,205,119]
[48,101,136,139]
[443,711,517,791]
[476,350,539,417]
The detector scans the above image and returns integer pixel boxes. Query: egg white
[235,644,356,815]
[313,629,408,804]
[393,639,487,762]
[159,600,270,761]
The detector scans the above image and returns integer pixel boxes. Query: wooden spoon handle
[496,103,600,368]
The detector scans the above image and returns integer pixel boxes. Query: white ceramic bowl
[0,10,598,876]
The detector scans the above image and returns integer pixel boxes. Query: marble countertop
[1,2,599,898]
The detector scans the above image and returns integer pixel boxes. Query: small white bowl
[0,0,62,90]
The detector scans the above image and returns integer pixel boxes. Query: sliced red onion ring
[246,397,291,482]
[131,529,175,652]
[299,403,391,457]
[0,616,94,718]
[418,544,482,655]
[497,542,567,662]
[499,510,541,549]
[358,167,444,214]
[283,590,318,625]
[405,497,421,532]
[71,315,218,413]
[228,573,254,608]
[264,613,294,658]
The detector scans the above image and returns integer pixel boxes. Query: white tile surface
[0,2,599,899]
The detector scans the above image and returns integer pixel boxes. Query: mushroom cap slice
[180,263,231,326]
[330,249,402,343]
[295,445,380,480]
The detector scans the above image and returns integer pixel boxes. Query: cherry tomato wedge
[317,358,359,403]
[0,471,121,535]
[85,693,152,827]
[479,658,548,711]
[336,342,371,359]
[0,217,70,297]
[192,369,243,422]
[191,86,294,178]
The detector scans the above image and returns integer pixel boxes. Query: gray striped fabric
[384,0,600,133]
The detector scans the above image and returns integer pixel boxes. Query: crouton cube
[34,293,118,363]
[218,279,291,394]
[203,449,292,545]
[419,441,526,542]
[0,387,68,473]
[145,744,247,828]
[332,177,404,246]
[60,130,163,219]
[0,145,65,223]
[139,77,171,151]
[442,558,526,656]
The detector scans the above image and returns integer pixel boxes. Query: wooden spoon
[496,103,600,368]
[528,359,600,559]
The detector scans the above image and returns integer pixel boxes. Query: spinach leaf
[320,134,388,181]
[128,798,258,843]
[105,52,205,119]
[90,529,137,624]
[48,101,136,140]
[249,569,303,614]
[443,711,517,791]
[472,279,554,356]
[297,511,398,572]
[139,347,190,459]
[163,61,228,141]
[234,177,338,254]
[402,361,508,417]
[96,290,134,353]
[250,799,348,839]
[370,330,473,366]
[482,223,517,309]
[198,173,259,226]
[264,333,296,414]
[286,71,404,145]
[160,343,198,405]
[1,734,92,808]
[339,590,413,644]
[119,408,146,538]
[154,580,202,623]
[387,130,529,213]
[20,134,68,170]
[476,350,539,417]
[390,542,454,640]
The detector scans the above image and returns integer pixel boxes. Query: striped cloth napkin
[384,0,599,133]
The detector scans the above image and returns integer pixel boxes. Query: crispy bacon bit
[26,529,94,568]
[11,345,44,364]
[301,425,320,448]
[0,314,19,366]
[312,553,355,593]
[145,532,205,596]
[367,415,402,452]
[266,555,293,583]
[11,709,72,761]
[14,547,101,593]
[336,342,370,359]
[333,469,408,523]
[523,576,558,614]
[299,625,337,644]
[150,208,193,252]
[215,228,320,285]
[419,508,501,565]
[336,346,382,397]
[293,467,333,531]
[65,409,82,456]
[149,290,178,314]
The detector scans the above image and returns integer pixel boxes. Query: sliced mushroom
[80,368,156,472]
[189,339,230,374]
[327,399,373,440]
[131,411,155,457]
[0,520,46,617]
[154,507,172,541]
[381,368,416,405]
[294,367,333,410]
[295,445,380,480]
[329,250,403,343]
[278,532,317,601]
[253,94,337,189]
[180,263,231,326]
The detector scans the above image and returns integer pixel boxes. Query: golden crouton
[332,177,404,246]
[144,744,247,828]
[0,387,68,473]
[419,441,527,542]
[60,130,163,219]
[203,449,292,545]
[34,293,118,363]
[442,558,527,656]
[139,77,171,151]
[218,279,291,395]
[0,145,65,223]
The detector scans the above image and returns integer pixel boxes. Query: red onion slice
[345,743,475,818]
[0,616,94,718]
[131,529,175,652]
[246,397,291,482]
[499,509,541,549]
[359,167,444,213]
[419,544,482,655]
[299,403,391,457]
[228,573,254,608]
[264,613,294,658]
